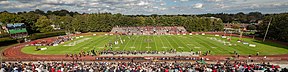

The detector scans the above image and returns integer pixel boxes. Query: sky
[0,0,288,15]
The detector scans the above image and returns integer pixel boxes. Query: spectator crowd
[110,26,187,35]
[0,60,287,72]
[29,36,72,46]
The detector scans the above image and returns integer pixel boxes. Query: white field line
[173,36,190,50]
[163,36,175,51]
[169,36,184,51]
[181,36,199,51]
[147,36,150,48]
[185,36,209,50]
[140,36,144,51]
[132,36,139,48]
[72,36,105,51]
[192,36,223,53]
[159,36,167,51]
[153,36,158,51]
[123,36,134,51]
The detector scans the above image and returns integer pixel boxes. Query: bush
[0,31,66,46]
[242,32,255,35]
[29,31,66,40]
[0,33,10,38]
[0,37,18,46]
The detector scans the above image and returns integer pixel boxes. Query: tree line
[0,9,223,34]
[0,9,287,41]
[257,13,288,42]
[198,12,264,23]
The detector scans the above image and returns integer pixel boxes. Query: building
[6,23,28,38]
[0,22,2,34]
[0,22,7,34]
[224,23,250,31]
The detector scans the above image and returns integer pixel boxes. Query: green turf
[21,35,288,55]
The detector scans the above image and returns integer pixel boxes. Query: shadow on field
[253,40,288,49]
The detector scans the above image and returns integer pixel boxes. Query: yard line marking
[153,35,158,51]
[131,36,138,48]
[194,47,201,48]
[146,47,151,48]
[211,47,217,48]
[83,47,89,49]
[92,36,113,51]
[219,37,249,54]
[114,47,120,48]
[130,47,135,48]
[187,44,193,45]
[192,36,224,53]
[178,47,184,48]
[64,38,91,46]
[163,36,174,51]
[123,36,134,51]
[159,36,167,51]
[80,37,102,51]
[162,47,168,48]
[173,36,191,49]
[180,36,199,51]
[147,36,150,48]
[170,35,185,51]
[73,36,106,52]
[140,36,145,51]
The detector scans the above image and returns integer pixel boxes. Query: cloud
[180,0,189,2]
[193,3,203,9]
[137,1,149,6]
[206,0,222,2]
[216,3,228,9]
[41,0,83,4]
[0,0,287,14]
[0,1,10,4]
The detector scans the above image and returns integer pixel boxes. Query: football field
[22,35,288,55]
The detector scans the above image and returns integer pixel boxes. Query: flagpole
[263,18,272,42]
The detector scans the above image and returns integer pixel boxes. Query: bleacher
[6,23,28,38]
[111,26,187,35]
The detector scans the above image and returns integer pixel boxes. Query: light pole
[239,28,243,40]
[263,18,272,42]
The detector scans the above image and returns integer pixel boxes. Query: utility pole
[263,18,272,42]
[239,28,243,40]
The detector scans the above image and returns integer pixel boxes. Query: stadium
[3,26,288,60]
[1,0,288,72]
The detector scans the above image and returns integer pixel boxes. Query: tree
[59,15,74,32]
[0,12,18,23]
[52,9,70,16]
[232,24,240,29]
[19,12,41,33]
[46,10,53,15]
[1,10,227,33]
[258,14,288,41]
[34,9,45,15]
[246,25,256,30]
[71,15,88,32]
[35,16,54,32]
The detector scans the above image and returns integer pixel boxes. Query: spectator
[0,60,285,72]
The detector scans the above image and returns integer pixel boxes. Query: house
[224,23,250,31]
[0,22,7,34]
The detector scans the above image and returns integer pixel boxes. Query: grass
[21,35,288,55]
